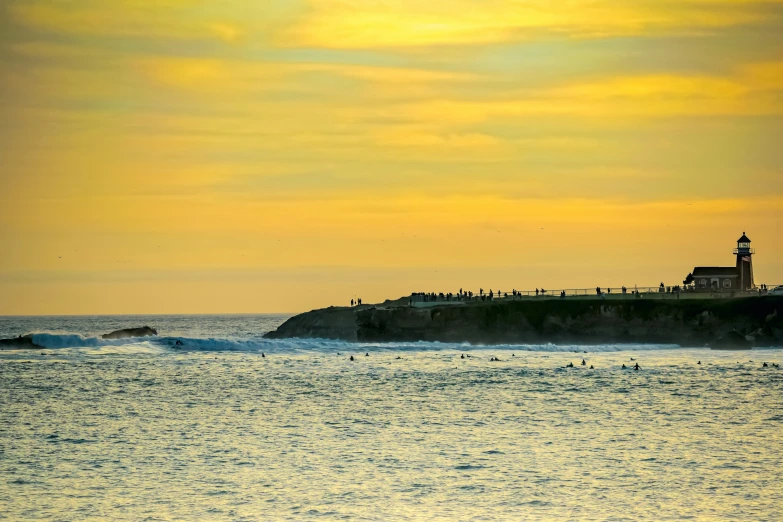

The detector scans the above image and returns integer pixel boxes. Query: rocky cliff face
[265,296,783,347]
[264,307,361,341]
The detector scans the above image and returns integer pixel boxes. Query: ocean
[1,315,782,521]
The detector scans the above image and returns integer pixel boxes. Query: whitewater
[1,314,782,520]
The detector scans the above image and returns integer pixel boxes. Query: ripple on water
[1,343,782,521]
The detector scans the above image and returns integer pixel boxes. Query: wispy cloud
[1,0,782,312]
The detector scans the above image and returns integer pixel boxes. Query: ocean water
[1,315,782,521]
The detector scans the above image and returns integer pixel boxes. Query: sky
[1,0,782,314]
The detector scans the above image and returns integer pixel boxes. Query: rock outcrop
[101,326,158,340]
[709,330,753,350]
[265,296,783,347]
[0,334,39,349]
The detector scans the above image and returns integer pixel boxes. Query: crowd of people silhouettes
[404,282,700,305]
[346,277,781,309]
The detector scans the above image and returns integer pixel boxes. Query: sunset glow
[1,0,782,314]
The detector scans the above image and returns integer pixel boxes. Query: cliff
[264,296,783,347]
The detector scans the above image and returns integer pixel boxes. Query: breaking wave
[17,332,686,353]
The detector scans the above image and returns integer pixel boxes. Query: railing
[733,248,756,254]
[407,284,777,305]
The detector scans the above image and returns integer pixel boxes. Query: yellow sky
[1,0,782,314]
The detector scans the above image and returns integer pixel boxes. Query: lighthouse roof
[693,267,739,277]
[737,232,751,243]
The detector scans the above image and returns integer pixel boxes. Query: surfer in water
[634,363,641,370]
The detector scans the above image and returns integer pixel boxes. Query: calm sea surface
[1,315,782,521]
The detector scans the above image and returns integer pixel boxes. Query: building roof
[693,267,739,277]
[737,232,751,243]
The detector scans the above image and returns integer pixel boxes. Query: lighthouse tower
[734,232,755,291]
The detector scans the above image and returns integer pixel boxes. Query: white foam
[23,332,685,353]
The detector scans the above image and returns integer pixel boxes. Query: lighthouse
[690,233,756,292]
[734,232,755,291]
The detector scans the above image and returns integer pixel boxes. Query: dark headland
[264,295,783,348]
